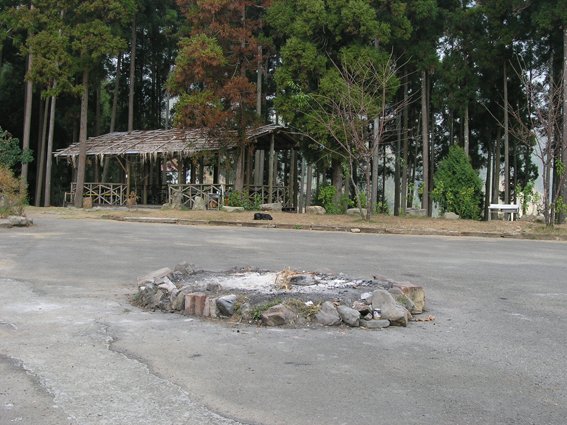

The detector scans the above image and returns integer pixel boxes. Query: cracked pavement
[1,215,567,425]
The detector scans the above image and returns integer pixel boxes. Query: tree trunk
[74,68,89,208]
[401,75,409,213]
[491,129,501,219]
[94,81,101,182]
[394,113,401,216]
[371,117,379,212]
[421,70,429,213]
[503,62,510,204]
[561,26,567,223]
[484,136,492,220]
[34,97,49,206]
[44,93,57,206]
[463,104,469,157]
[306,163,313,207]
[110,53,121,133]
[332,159,343,205]
[21,53,33,191]
[128,16,136,133]
[256,45,262,117]
[234,146,245,191]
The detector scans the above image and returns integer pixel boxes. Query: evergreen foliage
[432,145,483,220]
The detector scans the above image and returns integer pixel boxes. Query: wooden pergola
[54,124,300,209]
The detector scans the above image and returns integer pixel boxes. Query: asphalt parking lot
[1,216,566,425]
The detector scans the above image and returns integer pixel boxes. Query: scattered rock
[306,206,326,215]
[394,293,417,314]
[350,228,361,233]
[138,267,173,286]
[337,305,360,327]
[192,196,207,211]
[392,283,426,314]
[221,206,245,213]
[260,202,282,212]
[360,319,390,329]
[216,294,237,316]
[315,301,342,326]
[352,301,371,316]
[172,291,185,311]
[261,304,297,326]
[371,289,412,327]
[157,277,177,293]
[174,262,195,276]
[360,292,373,303]
[239,302,252,320]
[206,282,223,292]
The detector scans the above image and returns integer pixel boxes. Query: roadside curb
[100,215,567,241]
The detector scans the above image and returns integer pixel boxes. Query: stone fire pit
[133,262,431,329]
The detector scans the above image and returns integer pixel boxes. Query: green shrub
[227,191,262,211]
[317,185,341,214]
[1,127,33,170]
[0,165,27,217]
[432,145,483,220]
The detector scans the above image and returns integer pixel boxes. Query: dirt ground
[25,206,567,239]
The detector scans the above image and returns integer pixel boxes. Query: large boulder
[444,212,460,220]
[346,208,367,218]
[306,206,326,215]
[261,304,297,326]
[337,305,360,327]
[371,289,412,327]
[315,301,342,326]
[261,202,282,212]
[7,216,33,227]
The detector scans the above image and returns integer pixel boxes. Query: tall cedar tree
[170,0,267,190]
[68,0,136,207]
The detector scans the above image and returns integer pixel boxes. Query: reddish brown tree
[169,0,267,190]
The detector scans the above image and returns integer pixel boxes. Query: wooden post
[126,158,131,196]
[199,157,205,184]
[268,134,275,203]
[306,164,313,208]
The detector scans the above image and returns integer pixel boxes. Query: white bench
[488,204,520,221]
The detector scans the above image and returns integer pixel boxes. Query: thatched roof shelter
[53,124,295,161]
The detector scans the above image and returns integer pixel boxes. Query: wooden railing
[68,183,127,206]
[245,185,289,206]
[168,184,225,209]
[167,184,290,209]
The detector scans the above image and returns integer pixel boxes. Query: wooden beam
[268,134,275,203]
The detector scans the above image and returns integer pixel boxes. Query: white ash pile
[133,262,433,329]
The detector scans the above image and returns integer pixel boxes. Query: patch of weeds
[293,224,303,230]
[251,298,282,321]
[284,298,321,319]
